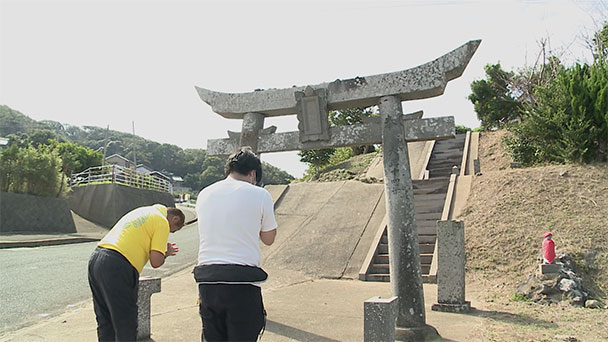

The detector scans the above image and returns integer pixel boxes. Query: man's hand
[166,242,179,257]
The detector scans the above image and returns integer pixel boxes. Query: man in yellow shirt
[88,204,185,341]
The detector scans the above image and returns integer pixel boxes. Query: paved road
[0,223,199,335]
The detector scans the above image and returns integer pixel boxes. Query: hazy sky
[1,0,605,177]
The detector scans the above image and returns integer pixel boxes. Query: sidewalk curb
[0,237,100,249]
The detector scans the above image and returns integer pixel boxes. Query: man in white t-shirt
[195,147,277,342]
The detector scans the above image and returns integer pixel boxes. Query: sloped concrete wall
[262,181,384,279]
[0,192,76,233]
[68,184,175,228]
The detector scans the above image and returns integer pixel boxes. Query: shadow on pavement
[465,307,558,329]
[265,320,341,342]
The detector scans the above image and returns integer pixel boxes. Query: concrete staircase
[361,134,466,282]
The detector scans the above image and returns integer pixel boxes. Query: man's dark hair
[225,146,263,185]
[167,208,185,226]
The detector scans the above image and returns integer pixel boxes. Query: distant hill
[0,105,294,190]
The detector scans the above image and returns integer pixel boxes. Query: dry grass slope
[459,130,608,342]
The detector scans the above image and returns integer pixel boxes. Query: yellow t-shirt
[98,204,170,273]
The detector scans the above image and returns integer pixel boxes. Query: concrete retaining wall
[68,184,175,228]
[0,192,77,233]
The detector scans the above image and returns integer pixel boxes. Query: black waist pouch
[194,264,268,283]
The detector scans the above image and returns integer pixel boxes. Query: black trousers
[88,247,139,342]
[198,284,266,342]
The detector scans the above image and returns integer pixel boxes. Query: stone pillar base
[431,301,471,313]
[395,324,441,342]
[539,263,561,274]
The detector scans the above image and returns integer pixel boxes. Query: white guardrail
[70,164,173,193]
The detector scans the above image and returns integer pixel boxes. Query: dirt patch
[458,130,608,341]
[477,129,513,172]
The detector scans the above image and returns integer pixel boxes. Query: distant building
[171,175,191,192]
[149,170,171,183]
[136,164,154,174]
[103,154,184,194]
[105,154,135,168]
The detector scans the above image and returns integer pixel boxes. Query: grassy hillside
[460,131,607,297]
[460,130,607,341]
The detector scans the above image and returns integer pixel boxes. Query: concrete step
[418,225,437,235]
[416,212,442,221]
[377,240,436,254]
[413,187,448,195]
[427,160,461,168]
[418,235,436,244]
[412,177,450,187]
[419,243,435,254]
[414,204,444,214]
[365,274,390,282]
[370,263,431,274]
[373,253,433,266]
[431,145,464,153]
[362,274,436,283]
[429,168,458,178]
[414,193,446,202]
[415,198,446,208]
[429,149,464,158]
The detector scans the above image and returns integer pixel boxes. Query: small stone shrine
[516,253,595,307]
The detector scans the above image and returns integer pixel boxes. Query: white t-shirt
[196,176,278,267]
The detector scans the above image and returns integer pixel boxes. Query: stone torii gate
[196,39,480,341]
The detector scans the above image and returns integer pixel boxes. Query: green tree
[261,161,294,185]
[0,144,63,196]
[28,129,60,147]
[455,125,471,134]
[54,141,103,196]
[591,21,608,62]
[504,61,608,164]
[329,107,377,155]
[468,63,523,130]
[298,148,334,178]
[0,145,20,192]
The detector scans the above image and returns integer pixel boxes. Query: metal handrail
[70,164,173,193]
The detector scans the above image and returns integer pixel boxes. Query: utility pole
[132,121,137,168]
[102,125,109,167]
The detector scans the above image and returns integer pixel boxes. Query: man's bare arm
[149,250,165,268]
[260,229,277,246]
[149,243,178,268]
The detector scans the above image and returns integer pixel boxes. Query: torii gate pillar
[380,96,439,341]
[240,112,265,152]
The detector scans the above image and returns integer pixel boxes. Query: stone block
[433,220,470,313]
[364,296,398,342]
[473,159,481,175]
[539,263,561,274]
[431,301,471,313]
[137,277,161,341]
[435,221,466,303]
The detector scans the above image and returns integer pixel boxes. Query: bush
[0,144,64,197]
[504,61,608,165]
